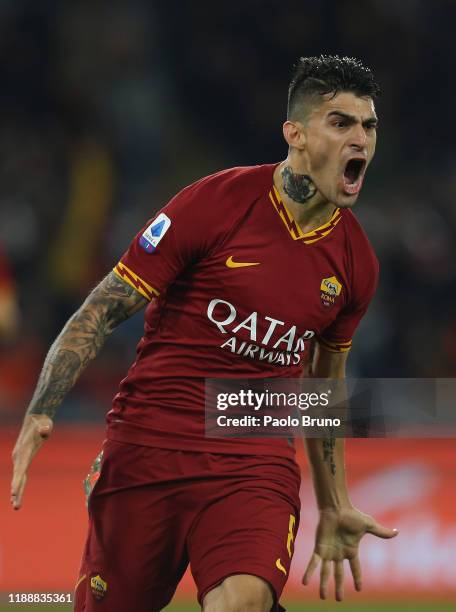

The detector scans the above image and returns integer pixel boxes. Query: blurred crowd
[0,0,455,422]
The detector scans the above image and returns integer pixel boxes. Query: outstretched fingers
[349,556,362,591]
[303,553,333,599]
[302,552,320,585]
[334,560,344,601]
[319,559,331,599]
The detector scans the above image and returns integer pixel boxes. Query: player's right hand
[11,414,53,510]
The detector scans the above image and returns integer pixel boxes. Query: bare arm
[27,271,147,419]
[304,344,350,510]
[11,271,147,509]
[302,343,398,601]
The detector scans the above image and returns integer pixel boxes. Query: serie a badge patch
[90,574,108,600]
[139,212,171,252]
[320,275,342,308]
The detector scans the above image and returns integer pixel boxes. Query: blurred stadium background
[0,0,455,609]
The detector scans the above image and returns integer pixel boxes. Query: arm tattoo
[322,427,336,476]
[28,272,147,419]
[282,166,317,204]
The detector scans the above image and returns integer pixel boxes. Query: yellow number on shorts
[286,514,296,558]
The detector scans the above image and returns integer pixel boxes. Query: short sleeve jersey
[108,164,379,458]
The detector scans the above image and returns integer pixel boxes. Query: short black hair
[287,55,380,120]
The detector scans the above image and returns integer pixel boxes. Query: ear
[283,120,306,150]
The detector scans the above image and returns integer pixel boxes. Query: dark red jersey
[108,164,378,457]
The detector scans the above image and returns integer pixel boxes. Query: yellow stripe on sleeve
[113,262,159,301]
[318,337,352,353]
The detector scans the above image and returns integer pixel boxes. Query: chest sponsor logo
[207,298,315,366]
[226,256,260,268]
[139,213,171,253]
[320,275,342,308]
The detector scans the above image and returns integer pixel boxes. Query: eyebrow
[327,110,378,127]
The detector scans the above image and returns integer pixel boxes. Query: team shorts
[74,439,301,611]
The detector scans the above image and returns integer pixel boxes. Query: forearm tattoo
[322,427,336,476]
[27,272,147,419]
[282,166,317,204]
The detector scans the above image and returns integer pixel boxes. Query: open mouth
[342,158,366,195]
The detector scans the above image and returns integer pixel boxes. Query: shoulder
[152,164,276,244]
[339,209,379,304]
[340,208,379,275]
[178,163,276,201]
[161,164,276,223]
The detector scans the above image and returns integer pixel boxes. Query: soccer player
[11,56,398,612]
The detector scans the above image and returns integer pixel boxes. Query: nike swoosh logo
[275,558,287,576]
[226,256,260,268]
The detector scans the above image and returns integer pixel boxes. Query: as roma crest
[90,574,108,600]
[320,275,342,308]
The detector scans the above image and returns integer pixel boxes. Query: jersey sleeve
[112,177,220,300]
[318,252,379,353]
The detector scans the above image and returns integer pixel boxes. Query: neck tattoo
[281,166,317,204]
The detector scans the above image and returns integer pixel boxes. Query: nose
[348,124,367,151]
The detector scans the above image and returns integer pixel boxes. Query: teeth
[342,174,363,195]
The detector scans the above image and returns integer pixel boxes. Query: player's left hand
[302,506,398,601]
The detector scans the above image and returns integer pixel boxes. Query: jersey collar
[268,186,341,245]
